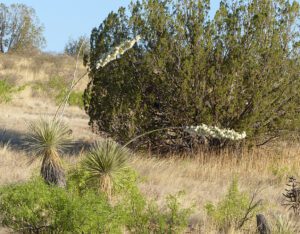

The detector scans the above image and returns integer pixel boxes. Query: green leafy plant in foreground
[205,179,261,232]
[0,176,193,233]
[0,177,122,233]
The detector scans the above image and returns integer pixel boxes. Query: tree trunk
[41,157,66,188]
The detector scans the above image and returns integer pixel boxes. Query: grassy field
[1,53,300,233]
[1,140,300,232]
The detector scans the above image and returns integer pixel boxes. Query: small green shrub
[0,80,13,103]
[0,177,123,233]
[205,179,260,232]
[122,189,193,233]
[68,91,84,108]
[32,76,84,108]
[0,80,25,103]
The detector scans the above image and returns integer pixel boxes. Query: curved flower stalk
[185,124,246,141]
[123,124,245,150]
[96,35,141,69]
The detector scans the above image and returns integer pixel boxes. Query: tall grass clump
[24,118,72,187]
[82,139,129,198]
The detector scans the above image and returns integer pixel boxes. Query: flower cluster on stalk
[185,124,246,141]
[96,35,141,69]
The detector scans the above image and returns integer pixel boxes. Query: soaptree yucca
[24,118,72,187]
[82,139,129,198]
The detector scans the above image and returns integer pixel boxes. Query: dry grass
[0,52,87,90]
[0,140,299,233]
[130,143,300,232]
[0,142,38,185]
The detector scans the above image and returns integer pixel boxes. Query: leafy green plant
[31,76,84,108]
[122,189,193,233]
[0,174,193,233]
[24,118,72,187]
[82,139,130,198]
[0,80,13,103]
[68,91,84,108]
[205,179,261,232]
[0,177,124,233]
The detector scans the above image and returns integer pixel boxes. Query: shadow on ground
[0,128,92,155]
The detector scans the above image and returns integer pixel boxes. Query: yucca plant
[82,139,129,198]
[24,118,72,187]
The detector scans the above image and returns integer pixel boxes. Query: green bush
[68,91,84,108]
[0,173,193,233]
[32,76,84,108]
[85,0,300,150]
[0,80,25,103]
[121,189,193,234]
[205,179,260,232]
[0,177,125,233]
[0,80,13,103]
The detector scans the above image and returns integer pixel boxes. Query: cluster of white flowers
[96,35,142,69]
[185,124,246,141]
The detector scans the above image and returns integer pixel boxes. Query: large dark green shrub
[84,0,300,150]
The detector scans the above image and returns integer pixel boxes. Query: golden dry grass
[130,143,300,232]
[0,52,87,90]
[0,142,38,185]
[0,140,299,233]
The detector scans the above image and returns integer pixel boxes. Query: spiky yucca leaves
[25,118,72,187]
[82,139,129,198]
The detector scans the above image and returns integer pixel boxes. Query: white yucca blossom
[185,124,246,140]
[96,35,141,69]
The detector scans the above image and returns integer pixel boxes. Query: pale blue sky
[2,0,221,52]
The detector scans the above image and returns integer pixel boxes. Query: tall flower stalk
[96,36,141,69]
[185,124,246,141]
[24,37,141,187]
[123,125,246,149]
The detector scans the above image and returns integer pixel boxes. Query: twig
[256,135,278,147]
[238,185,264,229]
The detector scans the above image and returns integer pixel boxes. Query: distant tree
[84,0,300,151]
[0,3,45,53]
[64,36,90,57]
